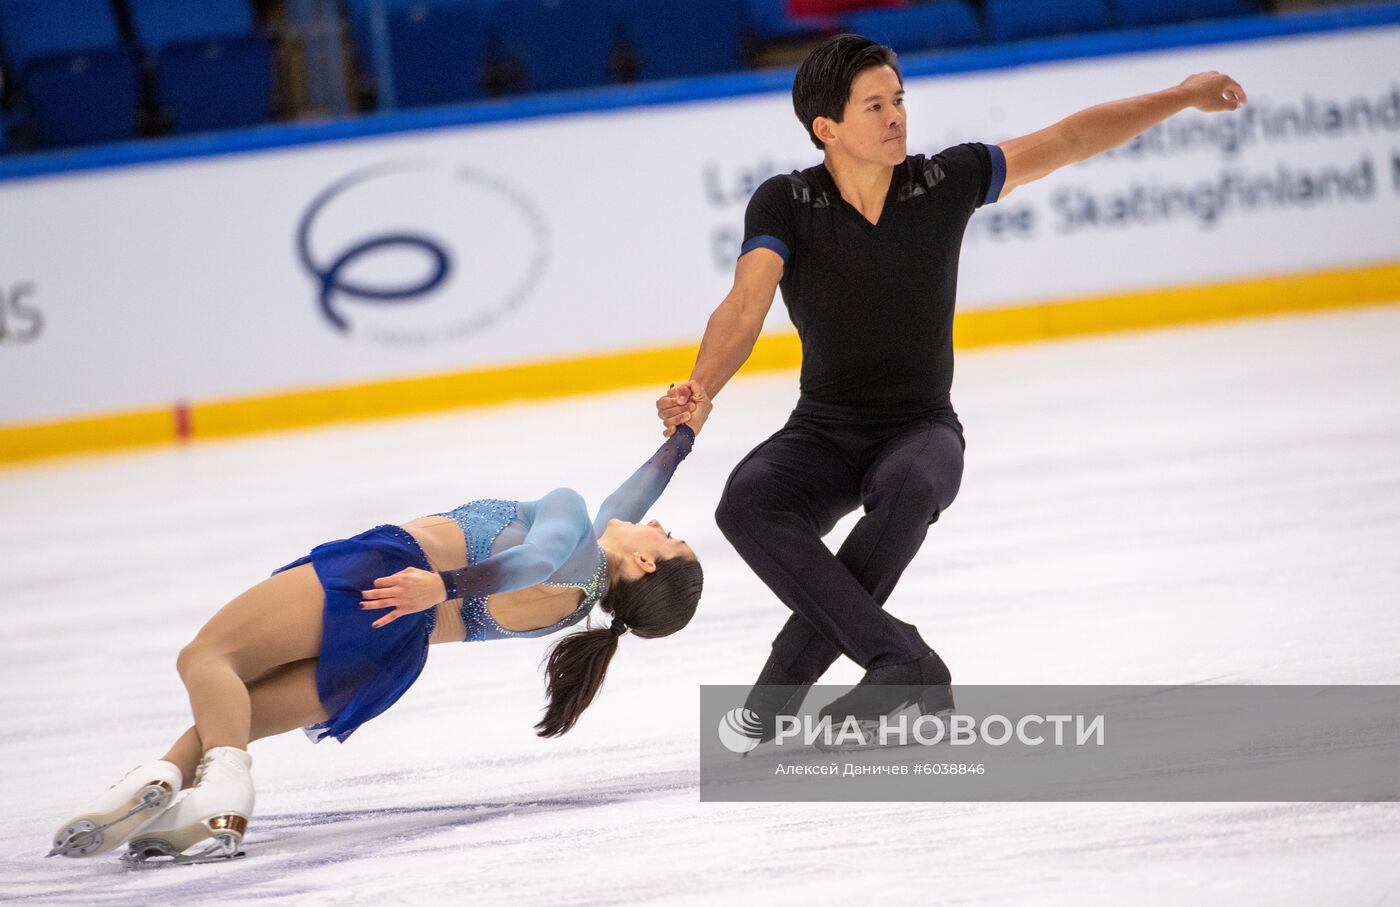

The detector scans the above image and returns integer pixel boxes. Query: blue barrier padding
[0,2,1397,184]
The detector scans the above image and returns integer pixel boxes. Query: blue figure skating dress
[272,425,694,743]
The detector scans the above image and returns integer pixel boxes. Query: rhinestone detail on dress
[436,500,604,642]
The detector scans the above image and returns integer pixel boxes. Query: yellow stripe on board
[190,345,709,439]
[953,258,1400,349]
[4,259,1398,467]
[0,406,178,464]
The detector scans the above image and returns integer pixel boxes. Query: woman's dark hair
[792,33,902,150]
[535,556,703,737]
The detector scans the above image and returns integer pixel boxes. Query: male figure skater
[657,34,1246,729]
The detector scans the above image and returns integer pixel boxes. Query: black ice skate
[737,655,816,757]
[815,651,955,752]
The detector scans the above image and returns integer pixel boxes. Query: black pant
[715,412,965,678]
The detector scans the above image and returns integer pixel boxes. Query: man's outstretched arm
[998,71,1247,198]
[655,247,784,437]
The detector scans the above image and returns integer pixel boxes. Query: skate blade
[812,709,964,752]
[812,720,906,753]
[122,849,247,869]
[738,736,785,759]
[47,782,177,858]
[123,833,246,869]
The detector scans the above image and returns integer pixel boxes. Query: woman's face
[609,518,696,564]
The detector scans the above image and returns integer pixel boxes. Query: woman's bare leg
[161,658,329,788]
[160,728,203,788]
[174,563,327,754]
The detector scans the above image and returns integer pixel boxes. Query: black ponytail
[534,556,703,737]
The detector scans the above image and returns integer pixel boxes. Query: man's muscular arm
[999,71,1247,198]
[655,247,783,437]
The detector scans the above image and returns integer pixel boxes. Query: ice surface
[3,306,1399,905]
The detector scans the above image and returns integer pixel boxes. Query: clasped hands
[360,378,715,630]
[654,379,714,438]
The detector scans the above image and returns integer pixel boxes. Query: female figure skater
[48,419,705,866]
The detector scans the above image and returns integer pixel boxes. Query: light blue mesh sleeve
[438,488,592,600]
[591,424,695,537]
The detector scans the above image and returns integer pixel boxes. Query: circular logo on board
[296,163,548,345]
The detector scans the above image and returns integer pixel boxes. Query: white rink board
[1,24,1398,424]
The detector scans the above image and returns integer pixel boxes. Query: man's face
[825,64,907,165]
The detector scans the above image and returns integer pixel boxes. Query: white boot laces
[193,752,216,788]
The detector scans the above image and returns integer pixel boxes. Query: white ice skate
[48,759,183,858]
[122,746,254,868]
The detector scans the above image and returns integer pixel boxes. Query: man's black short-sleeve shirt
[741,142,1005,425]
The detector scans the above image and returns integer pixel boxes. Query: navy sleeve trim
[740,234,789,263]
[983,143,1006,206]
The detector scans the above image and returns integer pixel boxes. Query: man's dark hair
[792,33,902,151]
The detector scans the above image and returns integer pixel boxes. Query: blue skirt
[272,524,438,744]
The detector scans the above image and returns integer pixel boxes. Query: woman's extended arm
[361,487,592,628]
[590,424,696,538]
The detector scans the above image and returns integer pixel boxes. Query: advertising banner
[2,23,1397,427]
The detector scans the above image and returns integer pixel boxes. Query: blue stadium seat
[743,0,838,41]
[344,0,388,72]
[344,0,442,76]
[1112,0,1258,29]
[386,1,487,107]
[0,0,121,69]
[152,39,273,132]
[984,0,1112,43]
[489,0,614,94]
[845,1,983,54]
[613,0,745,80]
[9,51,140,147]
[125,0,272,133]
[126,0,259,50]
[0,0,139,147]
